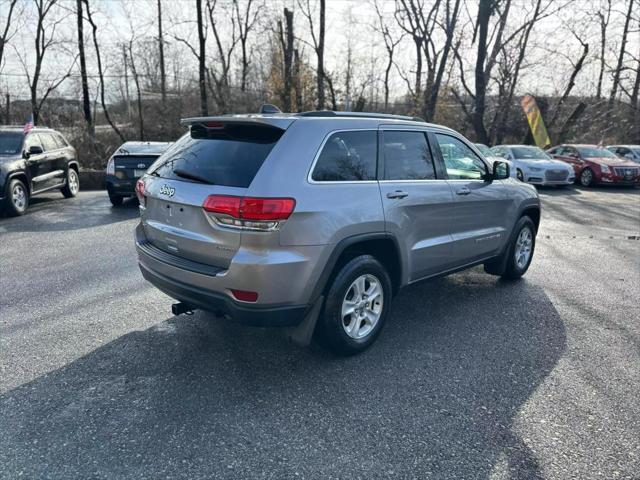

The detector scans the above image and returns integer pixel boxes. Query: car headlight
[600,164,610,174]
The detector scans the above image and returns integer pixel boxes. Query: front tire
[502,216,536,280]
[315,255,392,355]
[109,194,124,206]
[579,168,594,187]
[4,178,29,216]
[516,169,524,182]
[61,168,79,198]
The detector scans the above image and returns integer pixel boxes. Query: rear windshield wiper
[172,168,214,185]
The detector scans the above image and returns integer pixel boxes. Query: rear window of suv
[151,125,283,188]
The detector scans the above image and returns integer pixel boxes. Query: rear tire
[501,216,536,280]
[4,178,29,216]
[516,169,524,181]
[61,168,79,198]
[315,255,392,356]
[109,194,124,207]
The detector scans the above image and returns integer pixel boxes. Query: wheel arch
[6,171,31,194]
[312,233,404,302]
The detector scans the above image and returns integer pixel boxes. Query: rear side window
[54,133,68,148]
[152,125,283,188]
[383,131,436,180]
[311,131,377,181]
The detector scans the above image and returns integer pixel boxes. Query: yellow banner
[521,95,551,148]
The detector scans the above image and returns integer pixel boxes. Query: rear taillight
[106,158,115,175]
[203,195,295,231]
[135,178,146,207]
[230,289,259,302]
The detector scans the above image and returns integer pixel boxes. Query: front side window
[435,133,487,180]
[311,130,377,181]
[24,133,43,152]
[383,131,435,180]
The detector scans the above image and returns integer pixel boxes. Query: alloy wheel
[514,226,533,270]
[341,274,384,340]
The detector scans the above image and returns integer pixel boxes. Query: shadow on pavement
[0,270,565,479]
[0,192,139,232]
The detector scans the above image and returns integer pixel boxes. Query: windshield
[474,143,492,156]
[150,125,283,188]
[511,146,550,161]
[0,132,24,155]
[576,147,617,158]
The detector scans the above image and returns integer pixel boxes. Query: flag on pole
[23,114,34,134]
[520,95,551,148]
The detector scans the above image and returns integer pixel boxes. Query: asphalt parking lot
[1,187,639,479]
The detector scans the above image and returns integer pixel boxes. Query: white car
[491,145,575,186]
[474,143,516,178]
[606,145,640,164]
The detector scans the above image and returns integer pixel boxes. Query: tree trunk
[608,0,633,111]
[281,8,294,112]
[76,0,94,137]
[0,0,18,72]
[84,0,125,142]
[157,0,166,105]
[549,39,589,128]
[316,0,325,109]
[595,1,611,98]
[472,0,491,144]
[196,0,208,116]
[294,49,303,112]
[424,0,461,122]
[558,102,587,143]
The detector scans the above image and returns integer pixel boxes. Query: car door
[23,133,47,190]
[432,132,510,263]
[378,128,455,281]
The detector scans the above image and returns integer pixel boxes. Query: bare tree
[0,0,19,71]
[206,0,239,112]
[196,0,208,115]
[234,0,261,93]
[278,7,294,111]
[595,0,612,99]
[76,0,92,137]
[83,0,125,142]
[373,0,403,111]
[298,0,326,109]
[128,40,144,140]
[157,0,166,105]
[608,0,634,111]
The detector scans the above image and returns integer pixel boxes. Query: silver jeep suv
[135,111,540,355]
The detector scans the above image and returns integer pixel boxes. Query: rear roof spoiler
[181,115,296,131]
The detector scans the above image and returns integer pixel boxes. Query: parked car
[606,145,640,163]
[106,141,172,206]
[547,144,640,187]
[0,126,79,216]
[134,110,540,355]
[475,143,516,178]
[491,144,574,186]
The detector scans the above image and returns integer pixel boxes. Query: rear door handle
[456,187,471,195]
[386,190,409,199]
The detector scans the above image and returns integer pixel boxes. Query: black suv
[0,126,80,216]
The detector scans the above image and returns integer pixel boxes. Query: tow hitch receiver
[172,302,194,316]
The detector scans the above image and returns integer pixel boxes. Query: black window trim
[429,130,491,182]
[378,128,444,183]
[307,128,380,184]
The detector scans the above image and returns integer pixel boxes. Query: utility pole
[122,44,131,120]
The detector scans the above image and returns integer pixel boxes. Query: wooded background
[0,0,638,169]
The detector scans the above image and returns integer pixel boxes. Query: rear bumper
[135,223,316,327]
[138,261,307,327]
[106,175,136,196]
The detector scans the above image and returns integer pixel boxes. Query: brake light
[203,195,295,230]
[106,157,115,175]
[135,178,146,206]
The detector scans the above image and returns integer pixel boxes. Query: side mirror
[492,160,510,180]
[28,145,43,156]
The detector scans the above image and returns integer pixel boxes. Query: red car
[547,144,640,187]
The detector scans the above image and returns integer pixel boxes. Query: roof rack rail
[295,110,425,122]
